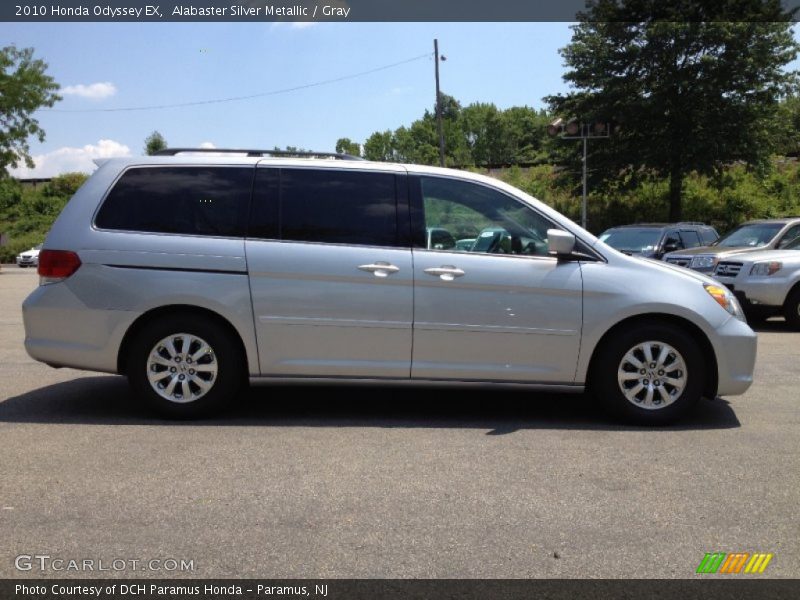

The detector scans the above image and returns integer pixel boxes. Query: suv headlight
[691,255,717,269]
[749,261,782,276]
[703,284,745,321]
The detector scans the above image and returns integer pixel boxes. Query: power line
[44,52,432,113]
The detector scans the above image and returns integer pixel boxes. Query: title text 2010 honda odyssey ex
[22,148,757,423]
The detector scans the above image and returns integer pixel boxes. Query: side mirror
[547,229,576,256]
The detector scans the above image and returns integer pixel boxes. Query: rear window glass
[95,166,252,237]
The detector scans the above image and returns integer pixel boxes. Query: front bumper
[715,276,789,308]
[710,316,757,396]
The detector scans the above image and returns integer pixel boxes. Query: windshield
[598,228,662,253]
[715,223,783,248]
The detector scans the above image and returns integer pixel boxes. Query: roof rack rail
[152,148,364,161]
[676,221,707,226]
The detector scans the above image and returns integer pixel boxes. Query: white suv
[713,237,800,328]
[22,148,757,423]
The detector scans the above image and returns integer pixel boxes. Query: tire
[127,314,245,418]
[744,307,771,325]
[591,323,705,425]
[784,288,800,331]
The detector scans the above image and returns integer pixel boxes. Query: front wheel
[127,315,244,418]
[783,288,800,331]
[591,324,705,425]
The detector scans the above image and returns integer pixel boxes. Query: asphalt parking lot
[1,265,798,579]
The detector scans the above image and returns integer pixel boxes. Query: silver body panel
[411,250,582,382]
[23,156,757,399]
[246,240,413,377]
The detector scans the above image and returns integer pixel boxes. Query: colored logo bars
[696,552,773,574]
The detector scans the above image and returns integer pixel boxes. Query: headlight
[749,261,782,276]
[691,255,717,269]
[703,284,745,321]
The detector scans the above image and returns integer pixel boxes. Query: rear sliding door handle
[424,266,465,281]
[358,262,400,278]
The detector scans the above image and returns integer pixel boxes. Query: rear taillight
[37,250,82,284]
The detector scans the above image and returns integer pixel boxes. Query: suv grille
[715,261,743,277]
[665,256,691,267]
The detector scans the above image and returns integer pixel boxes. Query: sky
[2,22,575,177]
[3,21,800,178]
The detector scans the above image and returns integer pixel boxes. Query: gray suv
[664,218,800,273]
[599,223,718,259]
[23,148,757,423]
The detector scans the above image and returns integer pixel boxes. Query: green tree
[335,137,361,156]
[774,94,800,156]
[363,130,394,161]
[546,1,799,221]
[461,102,501,165]
[0,45,60,176]
[144,131,167,155]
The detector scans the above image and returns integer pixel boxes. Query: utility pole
[582,136,588,229]
[434,39,445,168]
[547,120,610,230]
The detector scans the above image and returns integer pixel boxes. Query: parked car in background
[598,223,718,259]
[712,237,800,328]
[16,244,43,268]
[664,217,800,273]
[22,148,757,424]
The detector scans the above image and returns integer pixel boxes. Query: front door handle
[358,262,400,278]
[424,266,465,281]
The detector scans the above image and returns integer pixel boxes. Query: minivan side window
[95,166,252,237]
[418,176,557,256]
[277,169,398,247]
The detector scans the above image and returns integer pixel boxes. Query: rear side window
[276,169,397,246]
[95,166,253,237]
[679,230,702,248]
[700,228,718,244]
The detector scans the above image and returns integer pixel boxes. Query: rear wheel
[591,323,705,425]
[127,315,244,418]
[784,288,800,331]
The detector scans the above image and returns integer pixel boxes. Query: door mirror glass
[548,229,575,256]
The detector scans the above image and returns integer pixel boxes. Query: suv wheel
[128,315,244,418]
[784,288,800,331]
[592,324,705,425]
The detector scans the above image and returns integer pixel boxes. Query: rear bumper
[23,282,135,373]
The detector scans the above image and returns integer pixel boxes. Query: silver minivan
[22,149,757,423]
